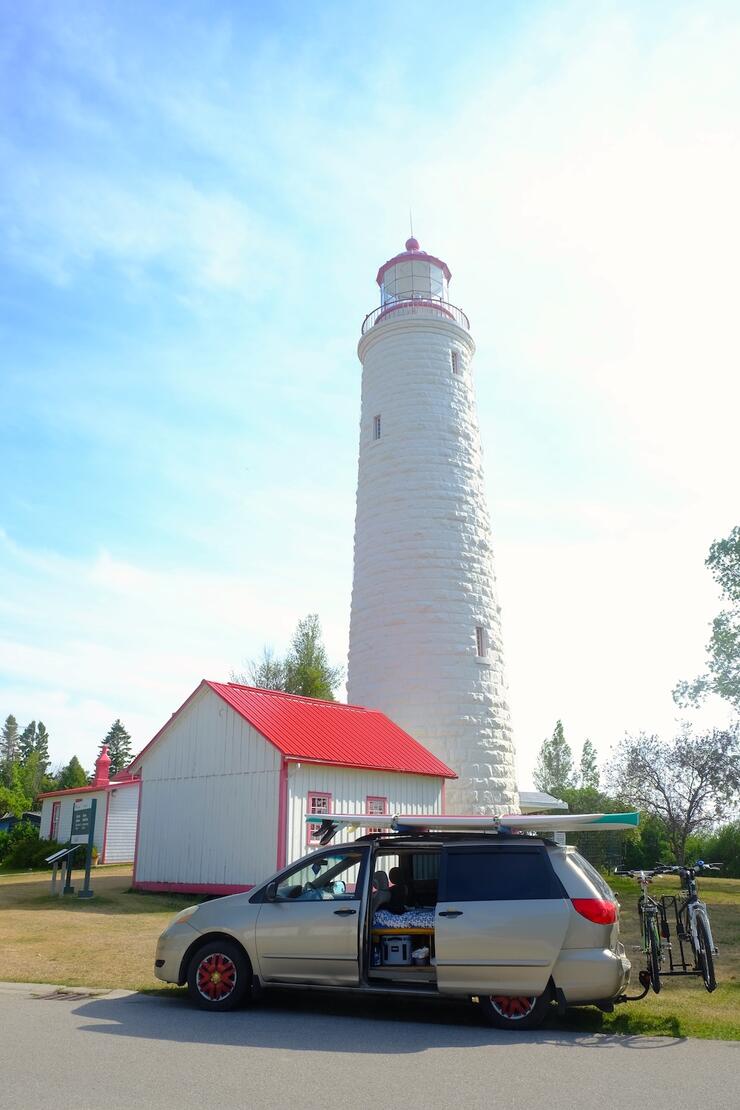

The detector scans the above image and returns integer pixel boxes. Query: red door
[50,801,61,842]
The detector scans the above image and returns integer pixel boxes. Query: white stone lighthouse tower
[347,237,519,815]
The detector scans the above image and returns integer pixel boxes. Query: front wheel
[647,919,662,994]
[478,992,550,1031]
[695,916,716,993]
[187,940,251,1011]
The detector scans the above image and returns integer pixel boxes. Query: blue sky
[2,0,739,786]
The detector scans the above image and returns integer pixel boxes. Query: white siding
[286,764,443,864]
[134,686,281,888]
[39,791,106,851]
[103,783,139,863]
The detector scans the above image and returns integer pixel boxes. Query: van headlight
[171,905,199,926]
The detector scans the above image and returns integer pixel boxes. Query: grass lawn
[1,866,738,1039]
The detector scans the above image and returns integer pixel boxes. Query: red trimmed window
[306,792,332,845]
[366,795,388,834]
[50,801,61,842]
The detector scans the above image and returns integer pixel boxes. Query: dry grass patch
[0,866,202,991]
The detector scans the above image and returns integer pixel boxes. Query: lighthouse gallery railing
[361,298,470,334]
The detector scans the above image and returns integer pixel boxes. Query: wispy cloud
[2,1,739,780]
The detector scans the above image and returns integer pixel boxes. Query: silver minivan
[155,830,630,1029]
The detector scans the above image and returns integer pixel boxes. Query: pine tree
[1,715,19,764]
[102,720,133,775]
[34,722,50,773]
[533,720,575,796]
[284,614,343,700]
[579,738,600,788]
[17,721,36,762]
[57,755,89,790]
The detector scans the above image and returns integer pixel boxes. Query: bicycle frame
[657,868,717,977]
[632,871,664,989]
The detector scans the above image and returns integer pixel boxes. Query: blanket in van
[372,909,435,930]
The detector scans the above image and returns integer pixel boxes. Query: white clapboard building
[129,680,455,895]
[38,745,140,863]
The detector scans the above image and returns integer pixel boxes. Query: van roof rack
[306,811,639,846]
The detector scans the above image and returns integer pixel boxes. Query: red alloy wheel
[196,953,238,1001]
[489,995,536,1020]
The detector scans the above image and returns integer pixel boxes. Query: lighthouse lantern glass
[381,260,447,306]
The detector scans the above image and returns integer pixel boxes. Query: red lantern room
[362,238,468,333]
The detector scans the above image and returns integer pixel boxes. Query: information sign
[70,805,93,843]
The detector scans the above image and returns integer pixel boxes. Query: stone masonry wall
[347,310,519,814]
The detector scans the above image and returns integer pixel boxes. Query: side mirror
[265,881,278,902]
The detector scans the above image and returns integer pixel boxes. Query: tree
[16,751,50,806]
[0,763,32,819]
[607,725,740,864]
[34,722,50,770]
[234,647,287,691]
[1,715,19,764]
[674,525,740,713]
[533,720,575,795]
[17,721,36,762]
[284,615,343,700]
[57,756,89,790]
[579,739,600,789]
[232,614,343,701]
[101,720,133,775]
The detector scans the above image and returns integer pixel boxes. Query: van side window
[442,848,563,901]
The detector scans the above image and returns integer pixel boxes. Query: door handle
[333,908,357,916]
[438,910,463,918]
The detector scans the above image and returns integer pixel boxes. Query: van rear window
[570,852,615,900]
[443,847,563,901]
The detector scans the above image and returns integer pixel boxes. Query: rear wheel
[695,916,716,993]
[647,918,662,994]
[187,940,251,1011]
[478,992,550,1031]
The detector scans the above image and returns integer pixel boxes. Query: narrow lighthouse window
[373,414,382,440]
[451,350,460,374]
[475,626,487,658]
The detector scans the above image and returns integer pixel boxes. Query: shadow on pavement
[72,988,689,1053]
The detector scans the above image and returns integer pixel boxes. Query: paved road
[1,982,737,1110]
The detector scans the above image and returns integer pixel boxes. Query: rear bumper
[552,945,630,1004]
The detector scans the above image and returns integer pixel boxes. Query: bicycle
[654,861,721,993]
[615,867,665,993]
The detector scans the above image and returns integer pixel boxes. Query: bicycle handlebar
[615,861,722,877]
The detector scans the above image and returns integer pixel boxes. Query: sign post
[70,797,96,899]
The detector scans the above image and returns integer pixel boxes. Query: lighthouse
[346,237,519,815]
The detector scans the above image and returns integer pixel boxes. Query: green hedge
[0,821,69,870]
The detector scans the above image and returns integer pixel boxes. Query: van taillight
[572,898,617,925]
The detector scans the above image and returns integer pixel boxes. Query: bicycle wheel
[695,915,716,993]
[647,918,662,994]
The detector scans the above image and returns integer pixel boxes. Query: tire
[695,916,716,993]
[187,939,251,1011]
[478,992,550,1031]
[647,919,662,995]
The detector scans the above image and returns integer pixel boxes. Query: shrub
[0,829,10,863]
[686,821,740,878]
[1,822,69,870]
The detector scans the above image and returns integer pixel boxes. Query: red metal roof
[131,681,456,779]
